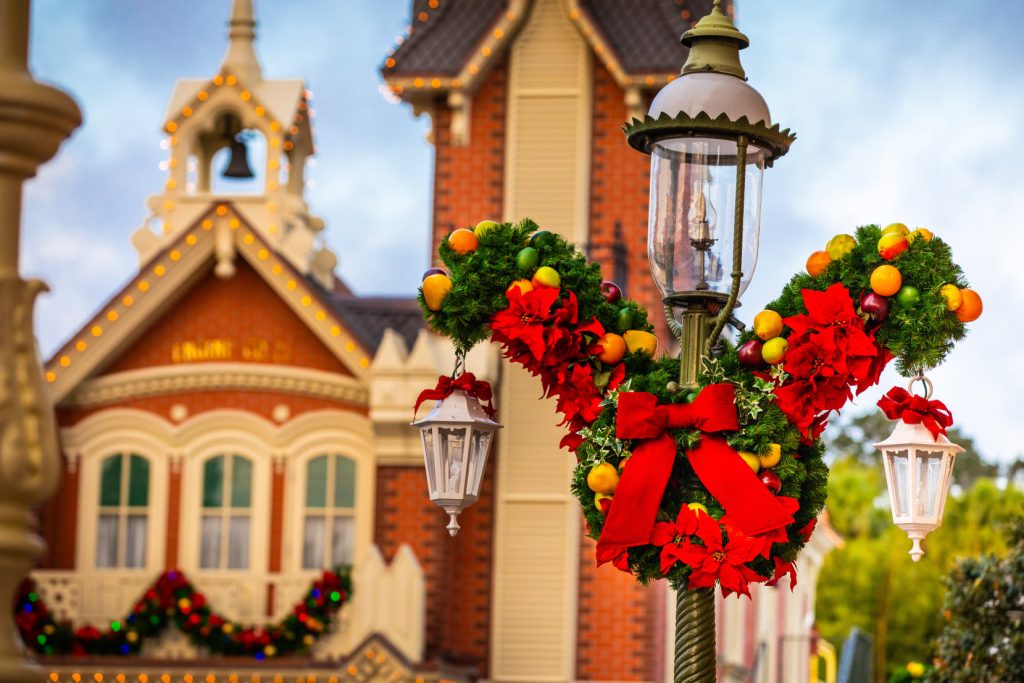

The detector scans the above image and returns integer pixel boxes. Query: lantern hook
[452,348,467,379]
[907,370,933,400]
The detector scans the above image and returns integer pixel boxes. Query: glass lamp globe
[412,390,501,536]
[874,420,962,561]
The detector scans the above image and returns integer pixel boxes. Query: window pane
[200,515,222,568]
[203,457,224,508]
[99,455,122,506]
[306,456,327,508]
[302,515,326,569]
[96,514,119,568]
[128,455,149,506]
[227,516,250,569]
[125,515,147,568]
[333,456,356,508]
[230,456,252,508]
[331,516,355,566]
[892,450,910,517]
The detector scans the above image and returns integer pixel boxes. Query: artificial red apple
[759,470,782,495]
[738,339,767,369]
[859,291,890,322]
[600,280,623,303]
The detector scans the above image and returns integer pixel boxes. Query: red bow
[596,383,795,566]
[414,372,496,418]
[877,386,953,439]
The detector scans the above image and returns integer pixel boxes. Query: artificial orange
[954,289,983,322]
[596,332,627,364]
[753,309,784,340]
[506,279,534,296]
[870,265,902,296]
[587,462,619,494]
[806,251,832,277]
[447,228,478,254]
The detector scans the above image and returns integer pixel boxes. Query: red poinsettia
[774,283,891,439]
[491,285,565,362]
[765,556,798,590]
[651,504,703,574]
[655,506,765,598]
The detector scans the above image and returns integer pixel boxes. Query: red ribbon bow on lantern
[877,386,953,439]
[596,383,795,567]
[414,372,496,418]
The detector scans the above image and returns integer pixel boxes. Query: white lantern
[874,384,962,561]
[412,390,501,536]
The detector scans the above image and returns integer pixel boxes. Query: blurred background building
[28,1,839,682]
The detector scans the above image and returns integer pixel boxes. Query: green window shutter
[306,455,327,508]
[99,455,123,506]
[230,456,252,508]
[203,456,224,508]
[333,456,356,508]
[128,455,149,506]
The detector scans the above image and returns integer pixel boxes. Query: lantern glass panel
[916,450,945,518]
[468,429,493,495]
[420,429,437,494]
[891,449,910,517]
[648,137,765,298]
[438,426,469,493]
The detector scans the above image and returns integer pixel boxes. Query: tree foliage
[815,412,1023,681]
[931,521,1024,682]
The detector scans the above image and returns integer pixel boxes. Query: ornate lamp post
[624,2,794,680]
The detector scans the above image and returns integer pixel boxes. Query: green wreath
[418,219,979,595]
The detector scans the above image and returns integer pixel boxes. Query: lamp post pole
[0,3,81,683]
[625,2,795,680]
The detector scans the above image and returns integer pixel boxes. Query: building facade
[25,2,838,683]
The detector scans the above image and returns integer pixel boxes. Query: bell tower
[132,0,336,285]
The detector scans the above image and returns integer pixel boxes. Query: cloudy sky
[22,1,1024,464]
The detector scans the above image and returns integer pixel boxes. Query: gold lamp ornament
[874,374,962,561]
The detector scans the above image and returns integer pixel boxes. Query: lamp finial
[680,1,749,80]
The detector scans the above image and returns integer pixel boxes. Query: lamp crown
[680,1,750,80]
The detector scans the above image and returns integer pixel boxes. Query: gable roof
[382,0,727,94]
[44,205,377,403]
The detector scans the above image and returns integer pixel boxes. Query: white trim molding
[63,362,368,408]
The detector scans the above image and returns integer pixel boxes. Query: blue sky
[22,1,1024,463]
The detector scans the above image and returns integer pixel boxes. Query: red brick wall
[429,58,507,258]
[104,260,352,377]
[373,454,496,676]
[588,61,669,345]
[37,464,78,569]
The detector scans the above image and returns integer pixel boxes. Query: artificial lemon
[623,330,658,356]
[594,492,613,511]
[687,502,709,515]
[753,309,784,340]
[881,223,909,237]
[939,284,962,311]
[532,266,561,289]
[907,227,933,243]
[870,265,902,296]
[587,462,620,494]
[474,219,499,236]
[806,250,832,277]
[759,443,782,469]
[826,234,857,260]
[737,451,761,473]
[762,337,788,365]
[506,279,533,297]
[422,273,453,311]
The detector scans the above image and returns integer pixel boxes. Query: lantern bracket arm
[622,111,796,164]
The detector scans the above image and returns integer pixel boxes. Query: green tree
[930,520,1024,682]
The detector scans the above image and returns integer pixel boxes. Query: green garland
[419,219,975,590]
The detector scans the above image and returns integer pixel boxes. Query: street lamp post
[624,2,795,680]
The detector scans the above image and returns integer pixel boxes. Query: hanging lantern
[412,375,501,536]
[874,376,962,561]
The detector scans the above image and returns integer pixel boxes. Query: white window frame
[95,452,151,569]
[299,453,358,570]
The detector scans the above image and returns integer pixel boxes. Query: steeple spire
[221,0,262,85]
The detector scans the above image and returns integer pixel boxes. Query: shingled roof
[323,292,425,352]
[383,0,728,87]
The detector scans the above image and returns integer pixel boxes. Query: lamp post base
[664,292,728,389]
[675,587,717,683]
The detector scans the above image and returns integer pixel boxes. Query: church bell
[222,137,255,179]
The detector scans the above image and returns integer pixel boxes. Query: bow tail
[596,433,676,560]
[689,436,794,536]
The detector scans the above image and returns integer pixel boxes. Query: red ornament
[758,470,782,495]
